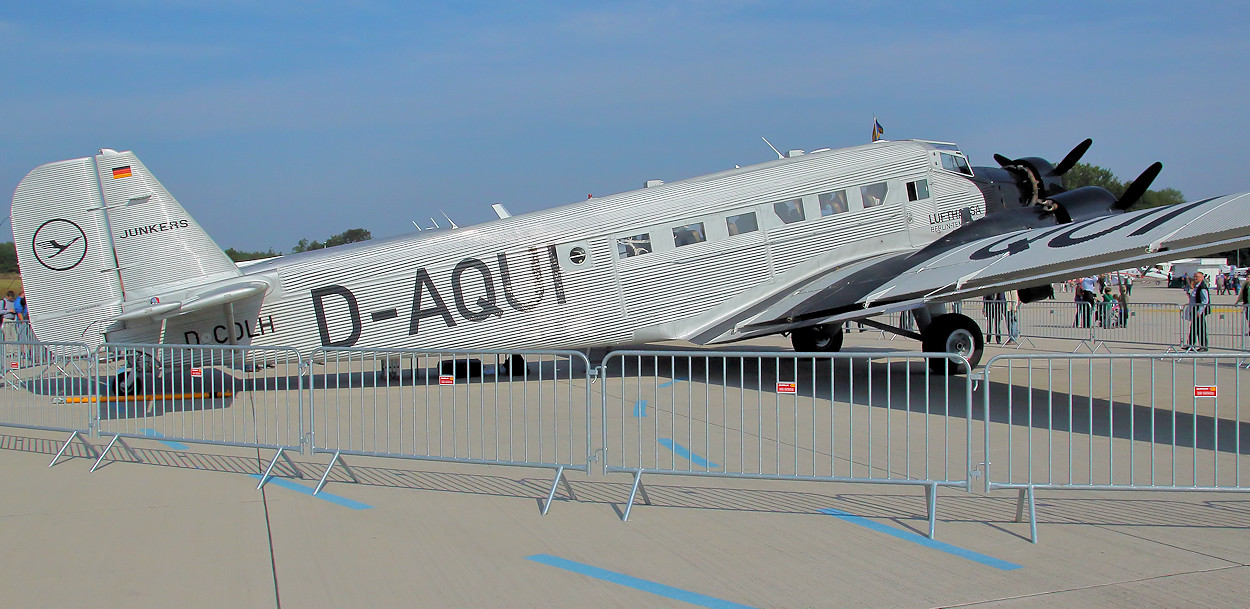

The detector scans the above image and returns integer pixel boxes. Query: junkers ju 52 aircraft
[11,139,1250,374]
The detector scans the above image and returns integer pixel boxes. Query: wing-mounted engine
[1043,162,1164,223]
[925,160,1164,261]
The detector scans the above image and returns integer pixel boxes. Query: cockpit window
[773,199,806,224]
[860,182,888,208]
[727,212,758,235]
[819,190,848,216]
[940,152,973,175]
[672,222,707,246]
[617,233,651,258]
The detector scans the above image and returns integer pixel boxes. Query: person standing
[1079,276,1098,327]
[1099,287,1116,328]
[1116,281,1129,328]
[0,291,15,344]
[983,292,1005,344]
[1004,290,1021,345]
[13,291,31,363]
[0,291,16,366]
[1238,279,1250,337]
[1187,272,1210,351]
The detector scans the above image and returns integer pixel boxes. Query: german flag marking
[112,166,133,179]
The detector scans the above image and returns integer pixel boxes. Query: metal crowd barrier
[307,347,592,514]
[93,343,306,482]
[599,350,974,538]
[980,352,1250,542]
[1005,301,1096,350]
[975,301,1250,354]
[1169,304,1249,353]
[0,340,98,465]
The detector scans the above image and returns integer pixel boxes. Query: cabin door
[902,176,938,247]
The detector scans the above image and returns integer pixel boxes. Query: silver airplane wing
[709,192,1250,343]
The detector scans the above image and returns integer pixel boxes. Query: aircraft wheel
[790,324,845,353]
[500,353,526,377]
[440,358,483,379]
[111,368,143,396]
[921,314,983,374]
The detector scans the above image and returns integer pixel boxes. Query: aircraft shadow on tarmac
[600,349,1250,456]
[2,429,1246,532]
[20,369,241,420]
[15,349,1249,455]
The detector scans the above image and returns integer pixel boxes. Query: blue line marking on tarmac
[633,400,647,417]
[820,508,1021,570]
[527,554,757,609]
[248,475,373,510]
[657,376,686,388]
[141,429,189,450]
[658,438,720,469]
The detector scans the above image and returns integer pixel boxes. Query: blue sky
[2,2,1247,251]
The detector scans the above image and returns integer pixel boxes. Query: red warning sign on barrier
[776,381,797,394]
[190,367,202,377]
[1195,385,1217,397]
[439,375,455,386]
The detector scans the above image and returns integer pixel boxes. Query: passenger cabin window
[727,212,758,235]
[773,199,806,224]
[860,182,888,208]
[906,179,930,201]
[819,190,849,216]
[672,222,707,246]
[617,233,652,258]
[940,153,972,175]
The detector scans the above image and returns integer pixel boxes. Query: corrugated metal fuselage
[158,140,986,353]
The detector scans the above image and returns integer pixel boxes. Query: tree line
[1061,162,1246,264]
[226,228,373,261]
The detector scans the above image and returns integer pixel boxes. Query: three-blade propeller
[995,138,1161,211]
[1115,162,1164,210]
[993,138,1094,201]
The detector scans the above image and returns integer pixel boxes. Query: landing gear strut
[920,313,983,374]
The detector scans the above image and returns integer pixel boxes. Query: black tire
[790,324,845,353]
[440,358,483,378]
[500,353,526,377]
[921,314,983,374]
[111,368,143,396]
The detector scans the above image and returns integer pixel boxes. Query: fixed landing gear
[920,313,983,374]
[499,353,526,377]
[790,324,845,353]
[110,367,143,396]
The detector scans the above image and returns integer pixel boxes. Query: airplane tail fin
[11,149,241,348]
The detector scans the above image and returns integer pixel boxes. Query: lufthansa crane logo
[32,218,88,271]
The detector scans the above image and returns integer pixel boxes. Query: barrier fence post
[981,352,1250,543]
[598,350,972,537]
[303,347,592,514]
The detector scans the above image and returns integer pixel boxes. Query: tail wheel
[921,314,983,374]
[790,324,845,353]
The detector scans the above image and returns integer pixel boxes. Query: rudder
[12,149,240,347]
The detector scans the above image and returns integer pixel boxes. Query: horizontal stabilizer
[117,280,270,322]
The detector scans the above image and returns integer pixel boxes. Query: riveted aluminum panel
[96,151,241,300]
[10,157,123,345]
